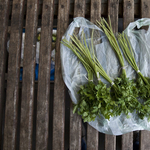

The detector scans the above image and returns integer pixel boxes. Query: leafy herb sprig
[118,32,150,119]
[96,18,140,117]
[62,30,117,122]
[118,32,150,97]
[61,18,150,122]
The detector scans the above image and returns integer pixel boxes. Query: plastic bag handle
[125,18,150,33]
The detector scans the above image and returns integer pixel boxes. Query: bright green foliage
[118,32,150,119]
[111,74,140,117]
[73,81,115,122]
[137,77,150,99]
[62,18,150,123]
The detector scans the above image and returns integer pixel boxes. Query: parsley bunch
[61,19,150,122]
[62,30,118,122]
[118,32,150,119]
[73,81,115,122]
[96,18,140,117]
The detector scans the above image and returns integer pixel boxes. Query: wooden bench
[1,0,150,149]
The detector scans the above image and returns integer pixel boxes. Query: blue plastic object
[20,64,55,81]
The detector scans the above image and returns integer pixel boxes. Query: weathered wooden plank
[19,0,38,149]
[3,0,25,149]
[141,0,150,18]
[69,102,82,150]
[73,0,85,18]
[52,0,70,149]
[8,3,142,26]
[140,130,150,150]
[87,125,99,150]
[105,135,116,150]
[108,0,119,34]
[121,1,134,150]
[105,1,118,149]
[85,1,101,150]
[123,0,134,29]
[90,0,101,23]
[121,132,133,150]
[9,0,141,5]
[0,0,9,149]
[36,0,54,149]
[69,1,85,150]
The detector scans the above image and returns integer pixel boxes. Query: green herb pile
[97,18,140,117]
[118,32,150,120]
[61,18,150,122]
[62,31,117,121]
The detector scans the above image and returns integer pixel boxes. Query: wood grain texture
[108,0,119,34]
[69,103,82,150]
[90,0,101,23]
[3,0,25,149]
[8,0,141,5]
[69,1,85,150]
[74,0,85,18]
[105,135,116,150]
[19,0,38,149]
[8,2,142,18]
[123,0,134,29]
[0,0,9,149]
[87,125,99,150]
[140,130,150,150]
[122,1,134,150]
[121,132,133,150]
[52,0,70,149]
[36,0,54,149]
[105,1,118,149]
[86,1,101,150]
[141,0,150,18]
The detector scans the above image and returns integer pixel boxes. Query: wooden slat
[105,135,116,150]
[0,0,9,149]
[140,131,150,150]
[90,0,101,23]
[108,0,119,34]
[3,0,25,149]
[36,0,54,149]
[122,1,134,150]
[121,132,133,150]
[69,1,85,150]
[123,0,134,29]
[73,0,85,18]
[87,125,99,150]
[86,1,101,150]
[105,1,119,149]
[8,2,143,20]
[141,0,150,18]
[19,0,38,149]
[69,102,82,150]
[52,0,70,149]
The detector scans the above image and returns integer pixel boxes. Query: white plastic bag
[60,17,150,135]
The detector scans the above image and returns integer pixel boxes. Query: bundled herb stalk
[96,18,140,117]
[118,32,150,120]
[62,30,117,121]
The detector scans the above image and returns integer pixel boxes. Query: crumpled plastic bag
[60,17,150,135]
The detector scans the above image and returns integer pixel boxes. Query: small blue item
[20,67,23,81]
[20,64,55,81]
